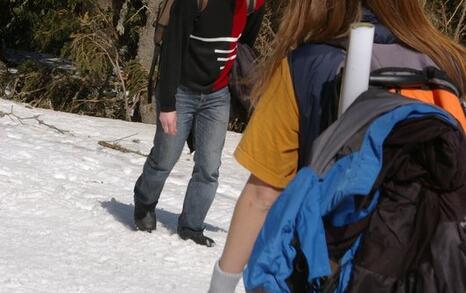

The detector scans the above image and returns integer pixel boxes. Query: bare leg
[219,175,281,273]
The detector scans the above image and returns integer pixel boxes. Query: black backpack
[229,42,257,112]
[285,42,466,293]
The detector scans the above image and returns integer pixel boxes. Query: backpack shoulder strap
[152,0,175,44]
[153,0,207,43]
[156,0,175,28]
[247,0,256,15]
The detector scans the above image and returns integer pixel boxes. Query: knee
[245,190,280,212]
[146,152,173,172]
[195,159,221,182]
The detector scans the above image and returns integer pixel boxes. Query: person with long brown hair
[207,0,466,292]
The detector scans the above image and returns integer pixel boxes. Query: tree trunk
[135,0,161,124]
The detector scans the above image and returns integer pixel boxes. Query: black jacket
[157,0,265,112]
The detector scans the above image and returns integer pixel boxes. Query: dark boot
[177,227,215,247]
[134,201,157,232]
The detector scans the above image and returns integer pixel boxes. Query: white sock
[208,261,242,293]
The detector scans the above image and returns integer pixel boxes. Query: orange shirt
[234,59,299,189]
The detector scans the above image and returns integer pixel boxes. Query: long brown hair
[251,0,466,104]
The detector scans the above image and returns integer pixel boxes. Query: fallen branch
[98,140,147,157]
[36,118,69,135]
[0,105,72,135]
[0,105,36,124]
[111,133,139,143]
[454,0,466,42]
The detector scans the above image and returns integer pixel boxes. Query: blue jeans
[134,86,231,231]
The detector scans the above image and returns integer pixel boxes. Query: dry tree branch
[125,4,149,24]
[83,34,131,121]
[111,133,139,143]
[0,106,72,135]
[440,1,449,32]
[35,117,70,135]
[446,0,462,26]
[98,140,147,157]
[16,86,48,97]
[98,133,146,157]
[0,105,36,124]
[114,57,132,121]
[454,0,466,41]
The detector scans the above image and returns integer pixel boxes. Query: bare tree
[135,0,161,124]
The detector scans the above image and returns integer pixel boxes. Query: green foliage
[1,0,94,53]
[1,0,147,56]
[118,0,148,60]
[32,10,81,54]
[1,58,128,119]
[126,59,148,99]
[1,0,149,122]
[67,11,117,80]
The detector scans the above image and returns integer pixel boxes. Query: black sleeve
[157,0,199,112]
[239,6,265,48]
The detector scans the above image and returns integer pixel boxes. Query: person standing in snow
[207,0,466,292]
[133,0,265,247]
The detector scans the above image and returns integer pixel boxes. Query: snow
[0,98,249,293]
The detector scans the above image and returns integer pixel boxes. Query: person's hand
[159,111,177,135]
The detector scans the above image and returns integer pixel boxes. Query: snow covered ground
[0,98,249,293]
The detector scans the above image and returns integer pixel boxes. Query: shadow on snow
[100,198,226,234]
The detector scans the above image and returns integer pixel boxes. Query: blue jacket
[243,102,457,293]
